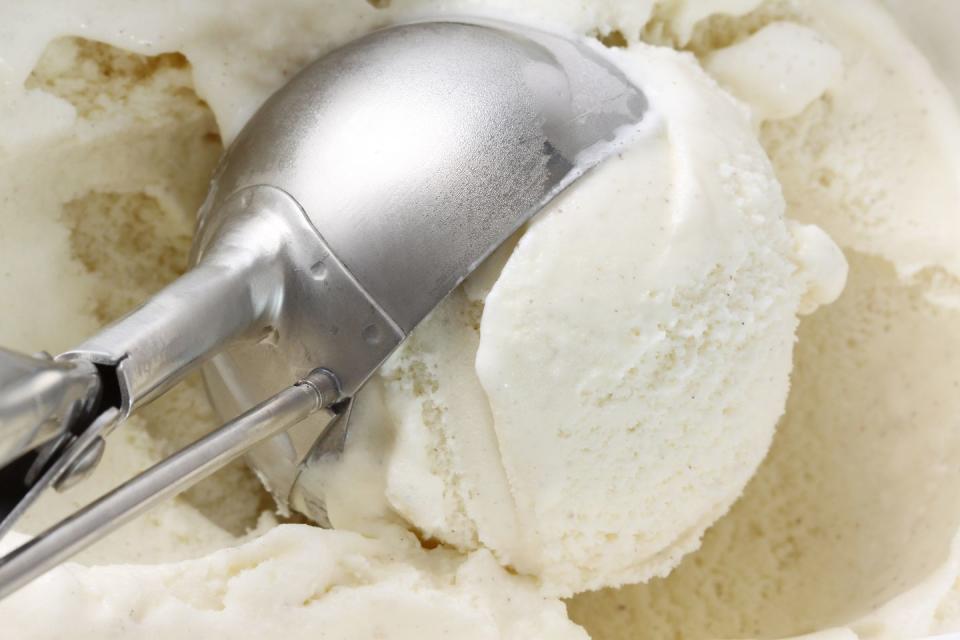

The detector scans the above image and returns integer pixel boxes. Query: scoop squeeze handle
[0,348,99,468]
[0,368,338,601]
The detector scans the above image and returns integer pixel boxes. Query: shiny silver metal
[0,370,337,601]
[0,17,646,595]
[0,349,99,468]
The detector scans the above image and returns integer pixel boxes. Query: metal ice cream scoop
[0,18,646,598]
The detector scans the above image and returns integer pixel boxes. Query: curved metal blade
[204,18,648,339]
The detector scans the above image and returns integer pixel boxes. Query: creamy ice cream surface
[0,1,957,640]
[0,526,587,640]
[317,32,844,597]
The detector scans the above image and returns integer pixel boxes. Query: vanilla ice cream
[317,36,843,596]
[0,0,957,639]
[0,525,587,640]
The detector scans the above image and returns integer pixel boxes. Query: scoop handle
[62,201,285,417]
[0,348,100,468]
[0,369,338,602]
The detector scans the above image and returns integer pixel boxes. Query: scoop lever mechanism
[0,349,105,541]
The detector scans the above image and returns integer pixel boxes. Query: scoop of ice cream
[317,36,846,596]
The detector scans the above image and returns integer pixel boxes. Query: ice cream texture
[318,32,844,597]
[0,1,956,640]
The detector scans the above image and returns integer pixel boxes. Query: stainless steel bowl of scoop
[0,18,647,599]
